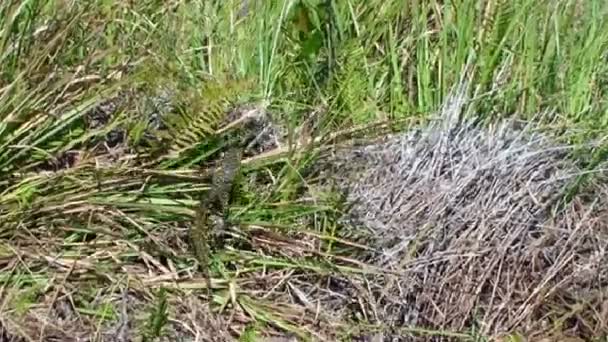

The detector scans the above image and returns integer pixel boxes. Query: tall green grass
[1,0,608,340]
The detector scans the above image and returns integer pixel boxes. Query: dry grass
[2,83,608,342]
[311,86,608,340]
[2,1,608,341]
[3,85,608,342]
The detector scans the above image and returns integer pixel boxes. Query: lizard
[190,145,243,302]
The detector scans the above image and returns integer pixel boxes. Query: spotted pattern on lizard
[190,146,243,300]
[188,106,273,301]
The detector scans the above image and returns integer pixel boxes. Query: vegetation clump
[1,0,608,341]
[318,86,608,340]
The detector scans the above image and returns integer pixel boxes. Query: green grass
[1,0,608,341]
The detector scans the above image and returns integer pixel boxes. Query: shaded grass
[1,0,608,341]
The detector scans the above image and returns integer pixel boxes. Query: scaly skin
[190,146,242,303]
[191,196,213,299]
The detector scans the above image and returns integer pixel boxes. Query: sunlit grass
[1,0,608,340]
